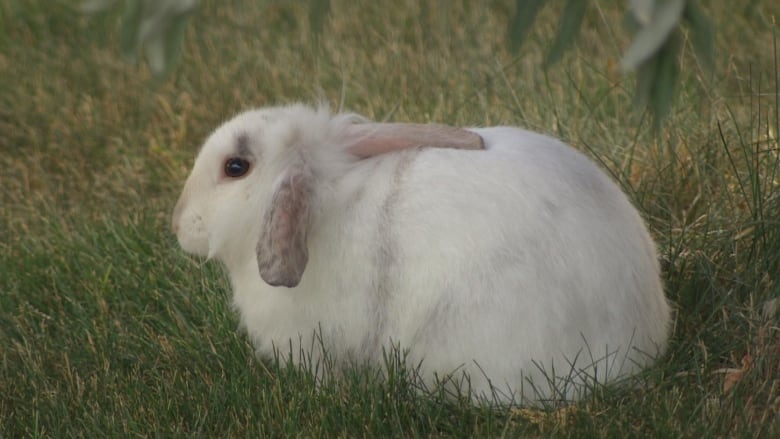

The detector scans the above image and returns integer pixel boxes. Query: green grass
[1,0,779,436]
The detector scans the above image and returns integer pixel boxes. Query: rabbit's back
[373,127,670,401]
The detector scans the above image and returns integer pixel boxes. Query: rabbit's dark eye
[224,157,250,178]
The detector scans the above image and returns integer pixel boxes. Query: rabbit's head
[173,104,484,287]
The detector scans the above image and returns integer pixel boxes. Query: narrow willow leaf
[621,0,685,70]
[683,0,715,70]
[115,0,198,77]
[143,18,189,78]
[419,1,431,44]
[544,0,589,67]
[81,0,121,14]
[650,34,681,124]
[634,34,681,130]
[309,0,331,36]
[506,0,546,52]
[634,51,658,108]
[629,0,656,26]
[144,32,166,76]
[161,14,190,72]
[119,0,143,63]
[649,37,681,129]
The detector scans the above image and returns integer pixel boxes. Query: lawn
[1,0,779,436]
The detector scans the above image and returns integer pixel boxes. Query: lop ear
[346,123,484,158]
[256,164,312,287]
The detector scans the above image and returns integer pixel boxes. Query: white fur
[172,104,671,405]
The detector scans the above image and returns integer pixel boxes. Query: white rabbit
[172,103,671,405]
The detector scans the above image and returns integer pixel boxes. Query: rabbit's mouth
[174,213,210,257]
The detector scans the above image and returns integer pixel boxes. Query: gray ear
[347,123,484,158]
[256,165,312,287]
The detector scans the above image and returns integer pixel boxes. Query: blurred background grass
[1,0,779,436]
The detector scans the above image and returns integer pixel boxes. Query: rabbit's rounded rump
[173,105,671,405]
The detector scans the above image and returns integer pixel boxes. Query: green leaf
[629,0,656,26]
[635,53,657,110]
[114,0,199,77]
[143,12,189,77]
[635,34,681,130]
[309,0,331,36]
[81,0,121,14]
[162,12,190,70]
[144,33,166,75]
[621,0,685,70]
[506,0,546,52]
[650,38,680,128]
[683,0,715,70]
[544,0,589,67]
[119,0,143,63]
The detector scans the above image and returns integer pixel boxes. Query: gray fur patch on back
[359,150,418,358]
